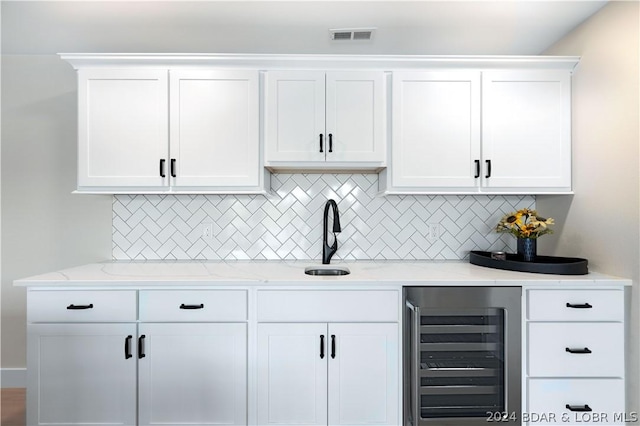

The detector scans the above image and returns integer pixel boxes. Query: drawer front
[139,290,247,321]
[528,323,624,377]
[257,290,399,322]
[527,378,625,425]
[528,289,623,321]
[28,290,137,322]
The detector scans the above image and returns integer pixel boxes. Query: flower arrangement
[496,208,554,239]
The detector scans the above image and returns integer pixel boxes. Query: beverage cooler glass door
[404,287,521,426]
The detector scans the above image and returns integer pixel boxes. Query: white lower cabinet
[27,289,248,426]
[524,288,626,426]
[257,322,399,426]
[138,323,247,426]
[527,378,625,425]
[27,323,138,426]
[256,289,400,426]
[257,323,328,426]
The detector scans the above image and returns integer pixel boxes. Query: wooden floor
[1,388,25,426]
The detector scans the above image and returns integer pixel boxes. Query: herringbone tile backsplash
[113,174,534,260]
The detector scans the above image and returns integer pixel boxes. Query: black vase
[517,238,537,262]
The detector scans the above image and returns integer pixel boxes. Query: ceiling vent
[330,28,376,42]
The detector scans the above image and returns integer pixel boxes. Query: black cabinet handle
[331,335,336,359]
[170,159,177,178]
[159,159,166,178]
[125,335,133,359]
[320,335,325,359]
[328,134,333,153]
[566,404,592,412]
[66,304,93,310]
[138,335,146,359]
[179,303,204,310]
[474,160,480,178]
[485,160,492,178]
[319,134,324,153]
[566,302,593,309]
[566,347,592,354]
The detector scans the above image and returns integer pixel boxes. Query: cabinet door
[326,72,386,163]
[78,69,168,189]
[138,323,247,426]
[391,71,481,189]
[265,71,326,162]
[482,70,571,190]
[27,323,137,426]
[257,323,328,426]
[328,323,399,426]
[170,70,260,188]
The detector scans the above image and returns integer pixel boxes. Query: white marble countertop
[13,260,631,288]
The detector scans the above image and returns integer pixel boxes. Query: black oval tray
[469,251,588,275]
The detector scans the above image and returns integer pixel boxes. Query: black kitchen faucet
[322,199,341,264]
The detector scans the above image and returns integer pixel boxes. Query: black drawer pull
[328,134,333,153]
[566,302,593,309]
[566,404,592,412]
[566,347,592,354]
[138,335,146,359]
[319,134,324,153]
[320,335,325,359]
[125,335,133,359]
[331,334,336,359]
[474,159,480,178]
[159,159,166,178]
[179,303,204,310]
[485,159,492,178]
[67,304,94,310]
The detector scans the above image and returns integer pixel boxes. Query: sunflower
[496,208,554,239]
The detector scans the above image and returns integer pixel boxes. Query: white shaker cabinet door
[78,69,169,189]
[257,323,328,426]
[265,71,326,163]
[325,71,386,163]
[482,70,571,190]
[137,323,247,426]
[27,323,137,426]
[392,71,481,189]
[327,323,399,426]
[169,70,260,189]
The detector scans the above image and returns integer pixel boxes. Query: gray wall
[1,55,112,368]
[538,1,640,413]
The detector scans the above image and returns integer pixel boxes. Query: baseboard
[1,368,26,388]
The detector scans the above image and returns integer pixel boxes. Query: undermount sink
[304,266,351,276]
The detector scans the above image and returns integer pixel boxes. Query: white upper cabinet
[169,70,260,190]
[391,71,481,189]
[265,70,386,169]
[386,68,573,194]
[78,69,169,190]
[482,70,571,191]
[76,67,262,193]
[265,71,326,163]
[65,54,577,194]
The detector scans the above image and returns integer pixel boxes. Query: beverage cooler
[404,287,522,426]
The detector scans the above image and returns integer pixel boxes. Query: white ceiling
[1,1,609,55]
